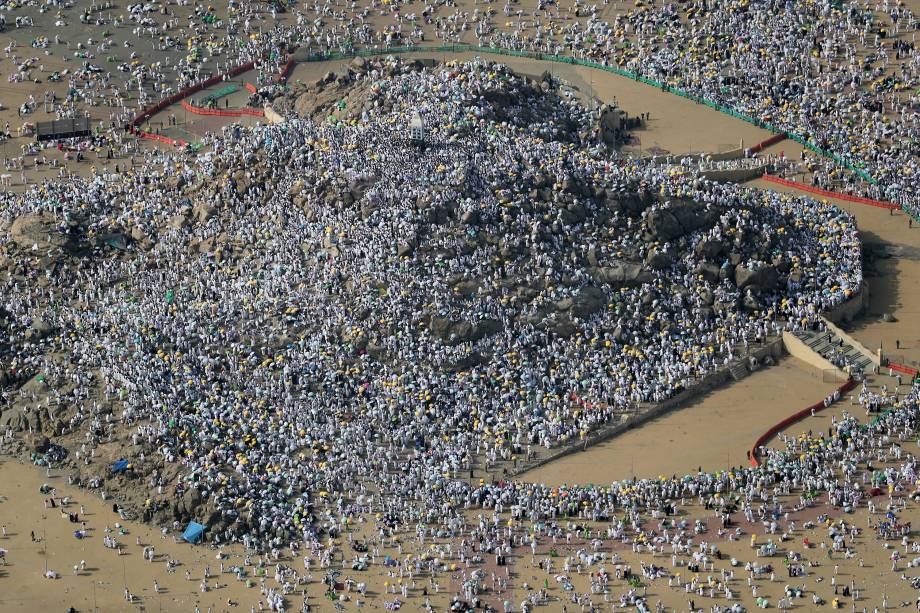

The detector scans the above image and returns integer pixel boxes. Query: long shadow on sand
[846,229,904,331]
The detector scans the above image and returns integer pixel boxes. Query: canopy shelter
[182,521,206,544]
[35,117,92,142]
[111,459,129,474]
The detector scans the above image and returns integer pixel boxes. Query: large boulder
[694,262,721,284]
[647,202,716,241]
[592,262,653,287]
[570,286,606,319]
[10,213,71,251]
[694,238,725,260]
[734,264,779,291]
[645,249,673,270]
[193,202,215,224]
[471,318,503,340]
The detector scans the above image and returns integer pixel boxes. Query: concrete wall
[782,330,842,374]
[511,336,785,477]
[700,166,766,183]
[824,282,870,324]
[512,288,871,476]
[822,317,880,365]
[649,148,746,165]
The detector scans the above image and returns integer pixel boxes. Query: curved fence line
[125,48,916,472]
[748,378,856,467]
[285,45,914,220]
[761,175,899,210]
[180,99,265,118]
[128,45,915,222]
[133,130,187,148]
[131,45,908,222]
[888,362,919,376]
[748,133,787,154]
[130,61,256,128]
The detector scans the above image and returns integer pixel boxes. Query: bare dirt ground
[3,427,920,613]
[749,178,920,372]
[0,1,918,610]
[521,358,844,485]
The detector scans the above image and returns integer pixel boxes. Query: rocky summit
[0,59,860,542]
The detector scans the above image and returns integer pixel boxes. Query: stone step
[729,361,749,381]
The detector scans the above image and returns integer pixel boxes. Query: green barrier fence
[208,43,917,222]
[201,84,239,104]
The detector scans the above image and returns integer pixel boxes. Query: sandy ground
[4,437,920,613]
[748,178,920,372]
[0,55,915,612]
[0,4,917,611]
[0,79,913,613]
[521,358,845,485]
[284,51,776,156]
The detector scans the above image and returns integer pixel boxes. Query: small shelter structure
[182,522,206,544]
[35,117,92,141]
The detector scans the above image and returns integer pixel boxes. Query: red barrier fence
[761,175,899,210]
[128,56,290,147]
[748,133,787,154]
[244,83,257,94]
[276,57,296,83]
[130,61,256,128]
[748,378,856,467]
[135,130,187,147]
[888,362,919,376]
[180,99,265,118]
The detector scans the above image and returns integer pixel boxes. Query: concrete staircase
[729,360,750,381]
[791,327,875,375]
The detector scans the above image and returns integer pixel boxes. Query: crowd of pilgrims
[5,0,920,217]
[0,59,870,552]
[471,0,920,217]
[219,0,920,218]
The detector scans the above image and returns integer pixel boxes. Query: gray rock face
[647,201,715,241]
[645,249,673,270]
[396,241,416,257]
[193,203,215,224]
[428,316,504,345]
[10,213,72,250]
[694,262,721,283]
[734,264,779,291]
[605,192,652,215]
[592,262,653,287]
[694,238,725,260]
[570,286,607,319]
[460,210,480,225]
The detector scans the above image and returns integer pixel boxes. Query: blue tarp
[111,459,129,473]
[182,521,206,544]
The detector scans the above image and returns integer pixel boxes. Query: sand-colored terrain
[3,428,919,613]
[521,358,844,485]
[0,0,918,608]
[0,54,916,611]
[749,178,920,371]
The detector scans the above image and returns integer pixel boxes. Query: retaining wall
[781,331,841,374]
[700,166,766,183]
[823,317,879,366]
[511,336,785,477]
[824,282,871,325]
